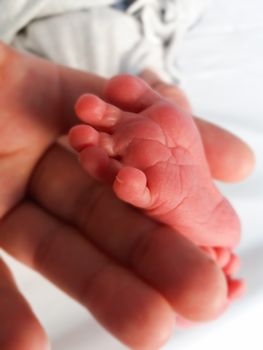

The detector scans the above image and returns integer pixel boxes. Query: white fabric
[0,0,118,42]
[1,0,209,82]
[127,0,210,81]
[0,0,263,349]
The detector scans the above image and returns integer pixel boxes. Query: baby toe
[80,146,120,183]
[75,94,122,128]
[69,125,99,151]
[214,248,232,268]
[113,167,152,208]
[228,278,246,301]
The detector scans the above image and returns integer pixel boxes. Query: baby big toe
[75,94,122,128]
[113,167,152,208]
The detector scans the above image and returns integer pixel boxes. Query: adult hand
[0,43,254,350]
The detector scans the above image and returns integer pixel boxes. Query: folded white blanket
[0,0,209,82]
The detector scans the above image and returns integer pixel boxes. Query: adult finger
[29,144,228,321]
[0,202,174,350]
[194,117,255,182]
[0,256,49,350]
[0,41,106,136]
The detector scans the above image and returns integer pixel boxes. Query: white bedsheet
[2,0,263,349]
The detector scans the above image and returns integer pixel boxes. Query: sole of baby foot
[70,74,240,260]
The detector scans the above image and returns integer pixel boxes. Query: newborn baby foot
[69,76,239,247]
[69,75,244,304]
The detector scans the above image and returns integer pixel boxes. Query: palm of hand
[0,49,61,217]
